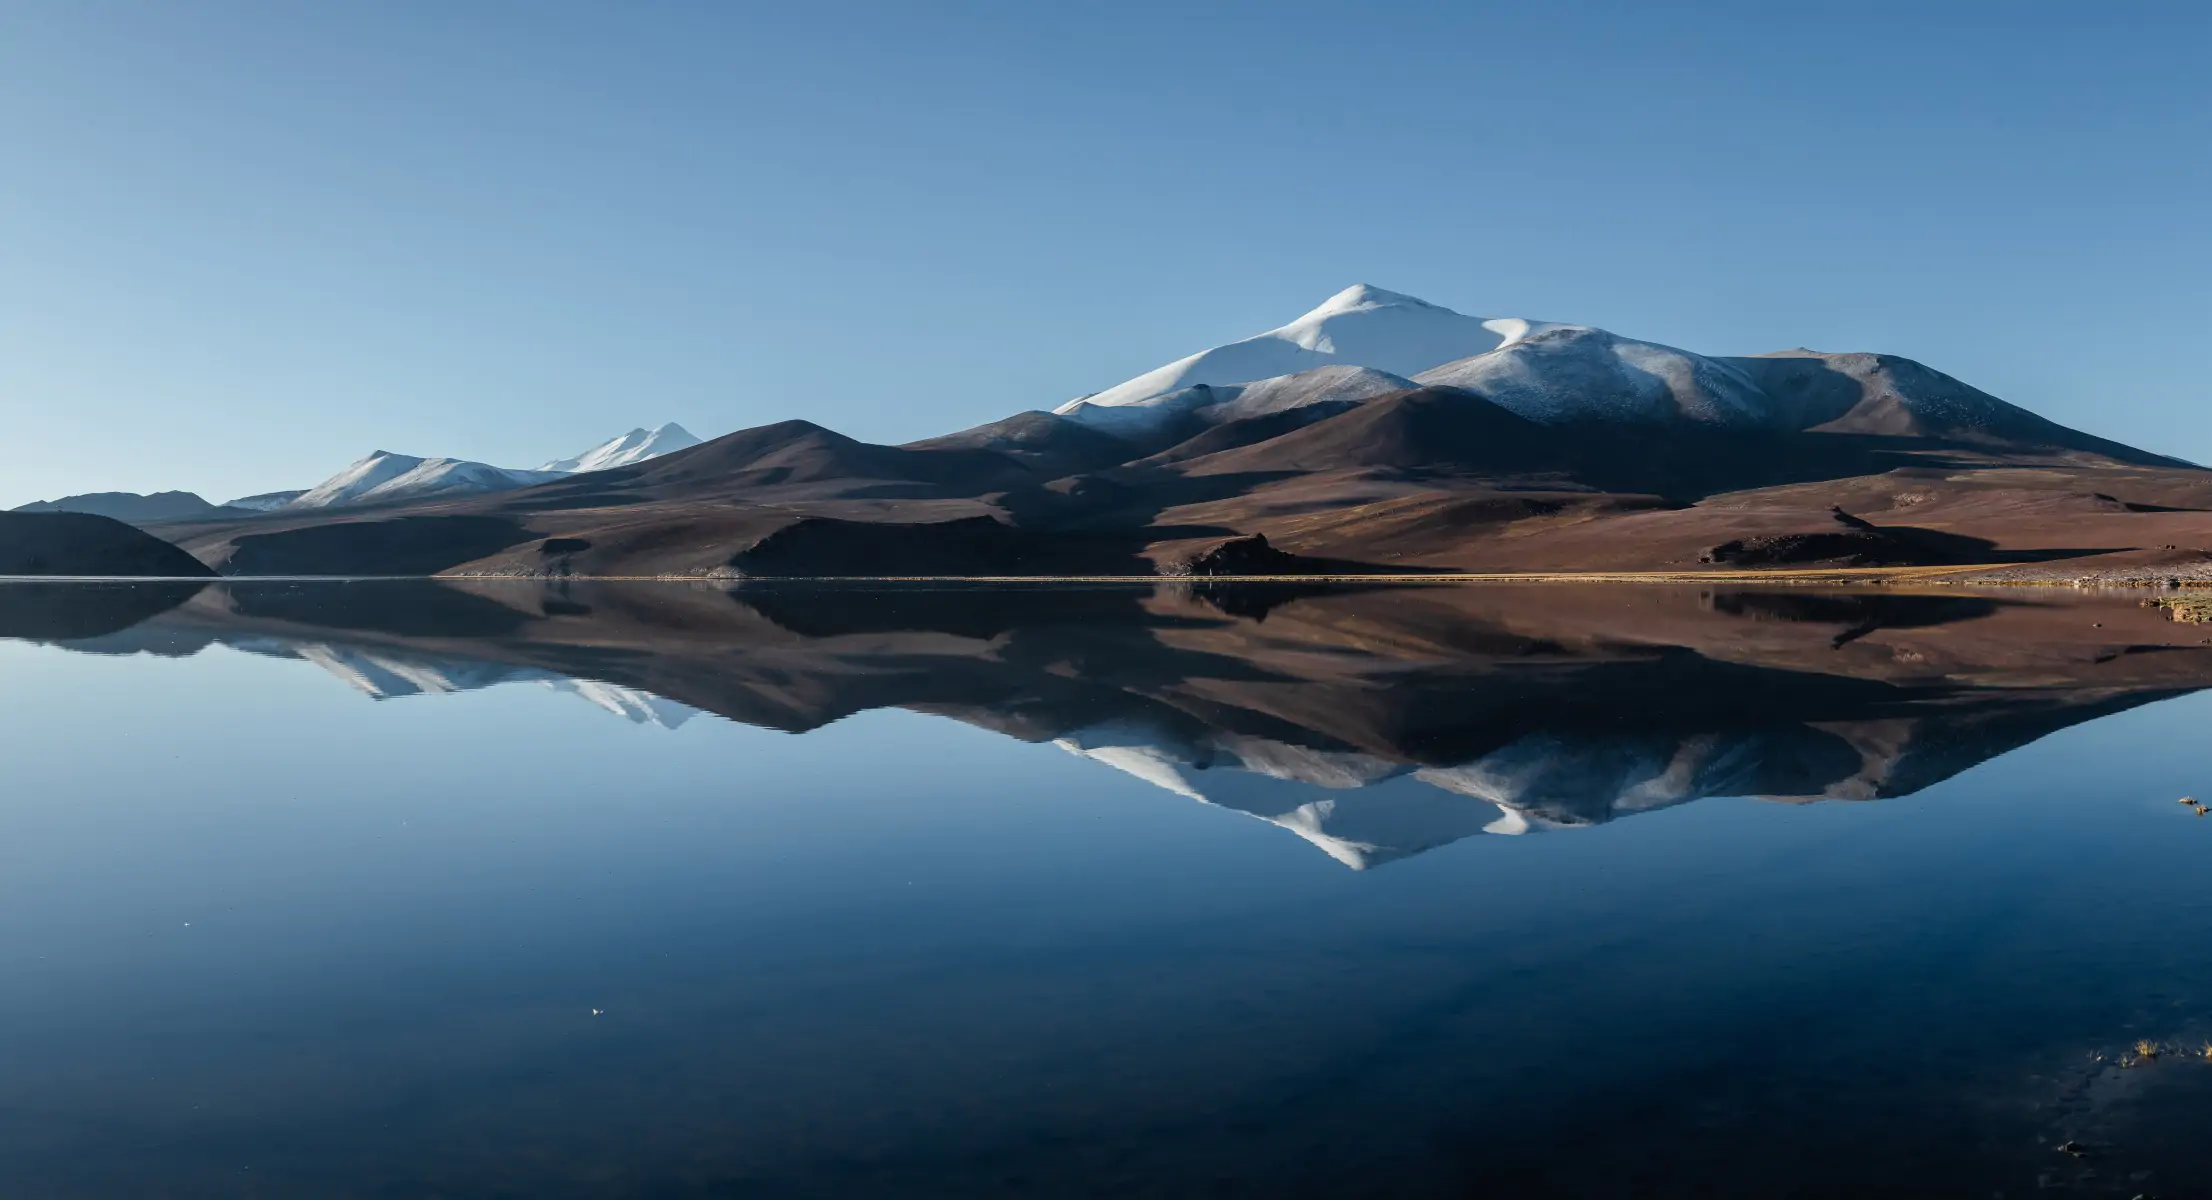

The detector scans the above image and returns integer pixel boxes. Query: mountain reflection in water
[15,577,2212,1198]
[10,577,2205,869]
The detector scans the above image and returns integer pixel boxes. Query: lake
[3,579,2211,1197]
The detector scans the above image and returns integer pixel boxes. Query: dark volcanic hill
[27,286,2210,579]
[0,512,217,577]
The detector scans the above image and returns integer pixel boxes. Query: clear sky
[2,0,2205,507]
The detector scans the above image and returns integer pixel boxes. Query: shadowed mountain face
[12,579,2212,869]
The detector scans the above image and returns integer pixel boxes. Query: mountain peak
[1057,285,1526,425]
[290,451,551,510]
[1302,284,1444,319]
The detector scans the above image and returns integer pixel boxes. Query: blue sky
[2,0,2205,507]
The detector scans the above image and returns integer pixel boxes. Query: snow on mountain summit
[280,423,704,512]
[289,451,434,508]
[1053,285,1813,432]
[290,452,565,509]
[540,423,702,473]
[1056,285,1555,428]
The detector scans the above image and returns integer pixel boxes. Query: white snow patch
[540,423,703,473]
[288,452,563,509]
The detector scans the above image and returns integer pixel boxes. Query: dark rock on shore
[1173,533,1310,576]
[1702,509,1992,568]
[1169,532,1419,579]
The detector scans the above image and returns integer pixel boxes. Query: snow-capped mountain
[273,424,703,512]
[539,423,701,473]
[1048,284,2071,440]
[1054,284,1793,433]
[288,452,565,510]
[1056,285,1551,428]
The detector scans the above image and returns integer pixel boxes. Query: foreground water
[4,579,2212,1197]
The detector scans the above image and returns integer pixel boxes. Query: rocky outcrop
[1170,533,1309,577]
[1702,509,1991,568]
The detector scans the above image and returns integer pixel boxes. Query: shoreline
[4,563,2210,587]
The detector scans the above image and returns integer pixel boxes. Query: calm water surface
[3,579,2211,1197]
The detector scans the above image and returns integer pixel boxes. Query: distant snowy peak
[288,452,562,510]
[277,423,701,512]
[540,422,702,473]
[1056,284,1555,428]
